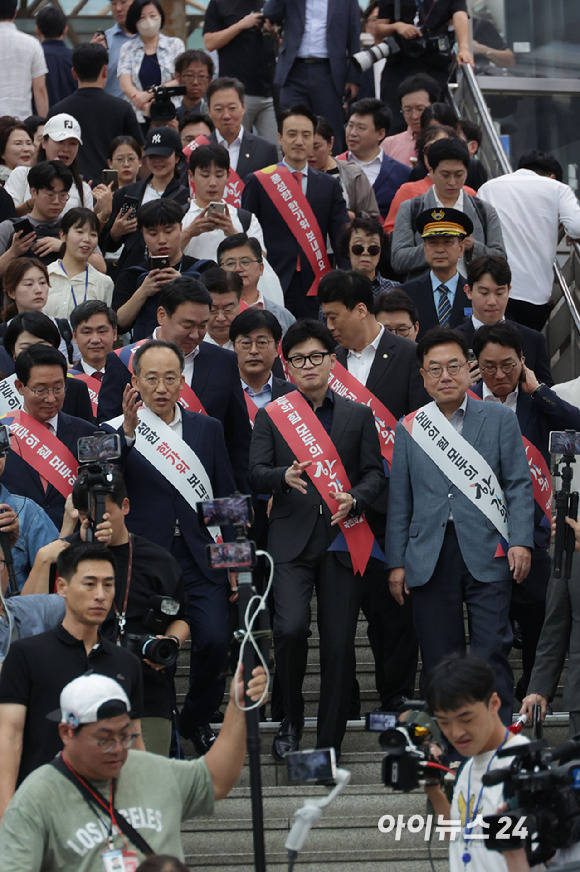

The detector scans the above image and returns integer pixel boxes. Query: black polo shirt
[377,0,467,34]
[0,624,143,784]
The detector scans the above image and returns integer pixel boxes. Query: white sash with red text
[2,409,77,498]
[115,342,207,415]
[0,374,22,417]
[254,165,331,296]
[328,361,397,470]
[182,134,245,207]
[265,392,375,575]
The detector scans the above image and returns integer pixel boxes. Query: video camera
[550,430,580,579]
[76,433,121,539]
[351,29,451,73]
[121,594,181,668]
[149,84,186,124]
[482,737,580,865]
[367,703,448,791]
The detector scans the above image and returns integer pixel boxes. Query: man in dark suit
[206,77,279,182]
[112,339,237,756]
[263,0,361,152]
[1,345,96,529]
[250,320,386,759]
[402,207,474,340]
[241,104,350,319]
[319,270,427,711]
[455,253,553,387]
[70,300,117,381]
[386,327,535,723]
[471,322,580,700]
[97,276,251,492]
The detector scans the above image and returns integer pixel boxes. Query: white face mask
[137,17,161,38]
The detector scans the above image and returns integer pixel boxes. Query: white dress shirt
[482,380,519,412]
[203,333,234,352]
[152,326,199,385]
[216,129,243,174]
[347,149,383,187]
[346,325,384,385]
[297,0,328,58]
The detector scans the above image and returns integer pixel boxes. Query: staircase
[173,606,571,872]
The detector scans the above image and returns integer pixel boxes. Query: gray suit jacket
[249,394,386,564]
[386,396,534,585]
[390,187,506,280]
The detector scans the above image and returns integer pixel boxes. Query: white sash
[108,407,219,539]
[0,374,23,416]
[404,401,509,541]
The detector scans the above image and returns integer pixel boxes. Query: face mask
[137,17,161,38]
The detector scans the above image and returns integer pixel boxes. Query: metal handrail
[553,261,580,335]
[456,62,513,175]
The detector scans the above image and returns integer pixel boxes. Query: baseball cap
[144,126,182,157]
[56,674,131,728]
[416,207,474,239]
[43,113,83,145]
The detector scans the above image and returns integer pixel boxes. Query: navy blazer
[455,317,554,387]
[472,382,580,548]
[97,341,251,492]
[1,411,96,528]
[263,0,361,95]
[108,407,236,583]
[241,164,349,293]
[209,129,278,182]
[402,273,472,340]
[373,155,411,220]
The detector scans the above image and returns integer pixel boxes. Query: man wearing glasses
[386,327,534,724]
[250,319,385,760]
[174,49,213,119]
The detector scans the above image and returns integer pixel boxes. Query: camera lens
[142,637,179,668]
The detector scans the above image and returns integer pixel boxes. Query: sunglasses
[350,244,381,256]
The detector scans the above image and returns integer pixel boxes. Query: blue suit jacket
[107,407,236,583]
[402,273,472,340]
[263,0,361,95]
[455,317,554,387]
[97,342,251,492]
[386,397,535,585]
[1,411,97,528]
[241,164,349,293]
[373,155,411,220]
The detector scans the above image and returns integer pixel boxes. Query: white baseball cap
[43,114,83,145]
[58,674,131,727]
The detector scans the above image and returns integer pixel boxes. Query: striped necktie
[437,284,452,327]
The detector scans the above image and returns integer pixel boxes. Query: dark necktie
[91,371,104,382]
[437,284,452,327]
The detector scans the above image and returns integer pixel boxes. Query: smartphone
[77,433,122,464]
[0,424,10,455]
[197,495,253,527]
[206,540,256,570]
[365,711,397,732]
[549,430,580,456]
[120,196,139,219]
[149,255,170,269]
[102,169,118,191]
[12,217,35,236]
[286,748,336,782]
[207,201,226,217]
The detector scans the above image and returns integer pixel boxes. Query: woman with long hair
[0,118,34,185]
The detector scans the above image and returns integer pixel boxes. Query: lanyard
[59,260,89,309]
[114,535,133,641]
[61,755,122,846]
[462,728,510,866]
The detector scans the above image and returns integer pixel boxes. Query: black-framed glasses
[385,324,413,337]
[350,244,381,257]
[480,361,520,376]
[425,361,468,379]
[287,351,331,369]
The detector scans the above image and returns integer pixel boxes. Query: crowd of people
[0,0,579,869]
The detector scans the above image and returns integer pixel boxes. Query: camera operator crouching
[71,466,189,756]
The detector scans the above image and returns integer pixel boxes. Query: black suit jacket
[249,394,386,564]
[241,164,349,294]
[402,273,472,340]
[455,317,554,387]
[97,342,251,492]
[209,129,278,182]
[1,411,96,527]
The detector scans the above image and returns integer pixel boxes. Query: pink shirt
[381,128,416,168]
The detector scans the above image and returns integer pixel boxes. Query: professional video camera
[149,84,186,124]
[351,29,452,73]
[121,594,181,668]
[367,704,449,791]
[76,432,121,539]
[551,430,580,580]
[482,737,580,865]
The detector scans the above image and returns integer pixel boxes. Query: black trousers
[273,515,362,755]
[510,547,551,694]
[506,298,553,332]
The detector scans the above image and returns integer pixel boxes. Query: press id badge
[101,849,138,872]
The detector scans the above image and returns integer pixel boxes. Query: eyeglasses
[401,106,429,117]
[350,244,381,257]
[112,155,139,165]
[385,325,413,337]
[287,351,330,368]
[180,73,210,82]
[141,375,180,387]
[236,338,274,351]
[210,303,238,316]
[91,733,140,753]
[424,362,468,379]
[41,190,70,202]
[26,384,66,398]
[220,257,261,269]
[480,361,520,376]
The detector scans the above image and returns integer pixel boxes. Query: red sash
[328,361,397,470]
[467,390,552,523]
[254,165,331,296]
[3,410,77,498]
[115,341,208,415]
[265,392,375,575]
[68,371,100,418]
[336,151,348,161]
[183,134,245,207]
[244,392,257,427]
